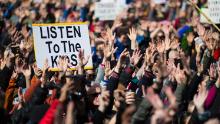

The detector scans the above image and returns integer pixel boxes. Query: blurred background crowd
[0,0,220,124]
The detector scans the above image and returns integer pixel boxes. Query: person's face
[91,87,101,106]
[39,7,47,18]
[86,69,95,80]
[30,11,36,20]
[119,35,127,43]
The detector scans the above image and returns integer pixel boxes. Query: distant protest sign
[200,8,211,23]
[208,0,220,23]
[95,2,117,21]
[32,22,93,71]
[154,0,166,4]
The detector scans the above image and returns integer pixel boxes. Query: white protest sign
[154,0,166,4]
[208,0,220,24]
[116,0,127,15]
[200,8,211,23]
[32,22,93,71]
[101,0,114,2]
[95,2,117,21]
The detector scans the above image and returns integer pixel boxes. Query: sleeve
[24,76,41,102]
[46,89,57,105]
[39,99,61,124]
[131,98,152,124]
[107,71,120,93]
[186,73,202,102]
[204,85,217,109]
[174,83,186,106]
[95,65,105,84]
[93,109,105,124]
[4,78,16,112]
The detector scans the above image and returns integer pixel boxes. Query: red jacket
[39,99,61,124]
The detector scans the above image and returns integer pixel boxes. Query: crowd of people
[0,0,220,124]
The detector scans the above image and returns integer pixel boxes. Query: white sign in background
[208,0,220,24]
[95,2,117,21]
[32,23,93,71]
[154,0,166,4]
[200,8,211,23]
[95,0,127,21]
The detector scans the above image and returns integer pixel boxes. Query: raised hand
[21,64,32,88]
[32,63,42,78]
[166,59,175,74]
[57,56,69,72]
[98,90,110,112]
[103,44,117,60]
[170,38,180,50]
[41,59,50,86]
[106,27,116,44]
[125,91,135,105]
[118,48,129,65]
[146,86,176,124]
[78,49,90,67]
[59,82,74,103]
[164,87,176,109]
[203,31,213,50]
[21,65,31,78]
[11,70,18,80]
[197,24,205,37]
[130,49,142,66]
[127,27,137,42]
[164,39,171,51]
[173,64,187,84]
[114,49,129,73]
[57,56,70,79]
[156,41,165,53]
[146,87,163,110]
[112,19,122,31]
[104,61,113,78]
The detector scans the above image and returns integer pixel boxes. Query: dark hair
[116,26,129,38]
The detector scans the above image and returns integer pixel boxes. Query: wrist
[25,76,31,80]
[102,57,106,64]
[197,107,205,114]
[98,105,105,112]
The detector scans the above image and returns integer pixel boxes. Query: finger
[137,50,141,56]
[121,48,127,55]
[112,47,118,54]
[138,54,143,59]
[177,63,180,71]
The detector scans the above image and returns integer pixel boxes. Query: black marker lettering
[45,41,52,53]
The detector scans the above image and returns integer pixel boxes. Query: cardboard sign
[95,2,117,21]
[208,0,220,24]
[32,22,93,71]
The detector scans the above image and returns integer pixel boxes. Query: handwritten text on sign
[32,23,93,70]
[208,0,220,24]
[95,2,117,21]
